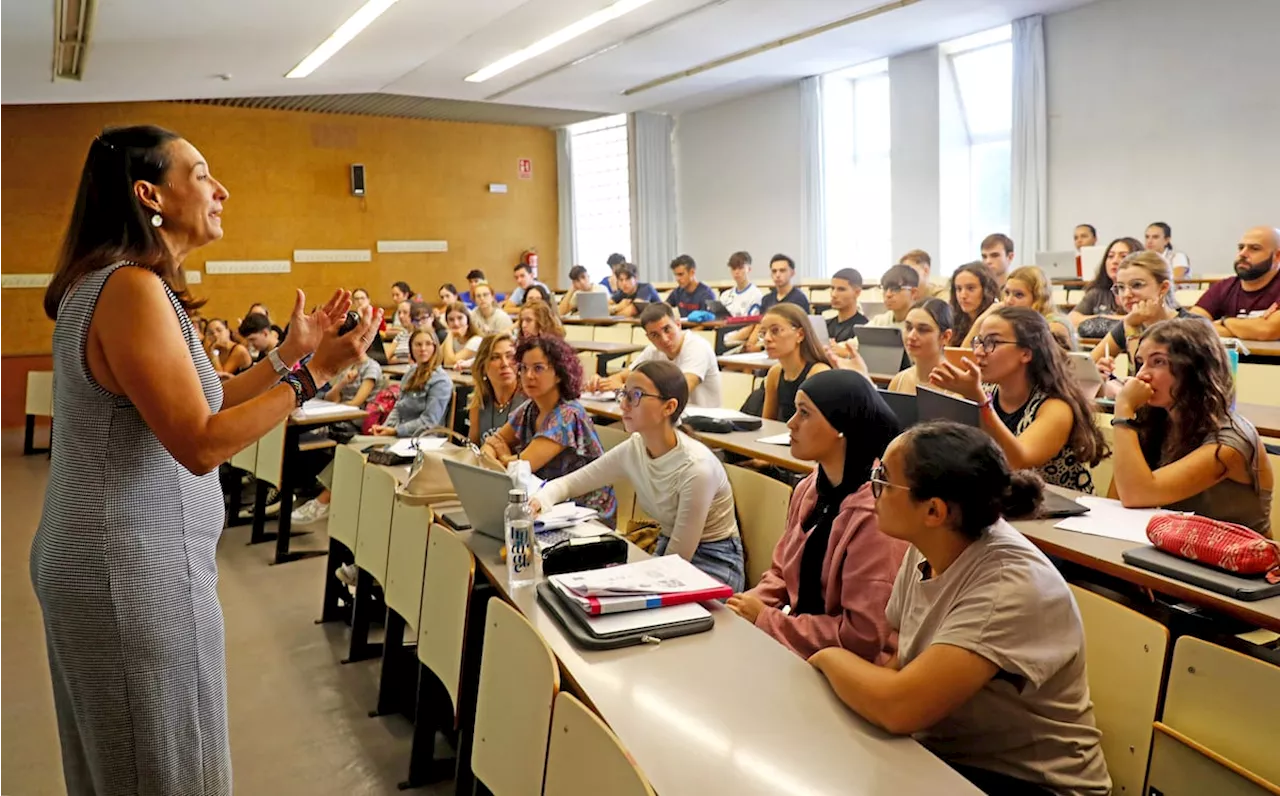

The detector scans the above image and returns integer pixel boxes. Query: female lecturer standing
[31,125,381,795]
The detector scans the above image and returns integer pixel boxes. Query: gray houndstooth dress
[31,262,232,795]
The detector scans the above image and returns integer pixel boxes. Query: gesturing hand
[929,358,984,403]
[307,305,384,386]
[280,289,352,364]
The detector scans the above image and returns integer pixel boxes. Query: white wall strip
[1,273,53,288]
[293,249,372,262]
[376,240,448,253]
[205,260,292,275]
[185,270,203,284]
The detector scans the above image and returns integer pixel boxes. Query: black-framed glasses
[619,387,663,407]
[970,335,1019,354]
[869,464,908,499]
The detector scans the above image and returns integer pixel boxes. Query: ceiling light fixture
[54,0,97,81]
[465,0,657,84]
[286,0,400,79]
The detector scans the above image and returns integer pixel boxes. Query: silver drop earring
[151,213,163,228]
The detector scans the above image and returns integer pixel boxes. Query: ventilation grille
[54,0,96,80]
[179,93,602,128]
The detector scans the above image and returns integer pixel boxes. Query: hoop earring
[151,213,163,228]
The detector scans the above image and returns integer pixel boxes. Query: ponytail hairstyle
[899,421,1045,537]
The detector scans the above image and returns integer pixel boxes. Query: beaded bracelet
[283,366,319,406]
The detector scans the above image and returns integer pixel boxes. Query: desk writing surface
[460,531,980,796]
[571,341,644,354]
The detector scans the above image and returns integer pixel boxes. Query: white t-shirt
[719,283,764,316]
[867,310,906,332]
[566,282,606,310]
[632,332,722,408]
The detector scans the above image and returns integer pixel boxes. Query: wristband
[976,394,993,410]
[266,347,292,377]
[283,366,319,406]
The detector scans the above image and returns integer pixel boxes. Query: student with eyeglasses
[810,421,1111,796]
[867,264,921,331]
[1068,237,1141,339]
[483,334,616,523]
[467,335,526,445]
[532,360,744,588]
[760,303,832,421]
[930,307,1108,493]
[728,370,907,661]
[1088,251,1195,395]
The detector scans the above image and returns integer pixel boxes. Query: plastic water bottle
[504,489,539,588]
[1223,338,1240,410]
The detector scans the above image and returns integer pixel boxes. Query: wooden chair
[725,464,793,588]
[1088,415,1116,496]
[317,444,366,623]
[1147,636,1280,795]
[1236,363,1279,406]
[593,424,637,528]
[630,324,649,347]
[1269,452,1279,537]
[371,498,433,719]
[470,597,560,796]
[249,421,287,544]
[345,464,398,662]
[720,371,756,412]
[23,370,53,455]
[1069,585,1169,795]
[543,692,655,796]
[690,329,717,351]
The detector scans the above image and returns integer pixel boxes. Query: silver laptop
[1068,351,1104,399]
[1035,251,1079,281]
[443,459,513,540]
[856,326,909,375]
[806,315,831,349]
[577,291,609,320]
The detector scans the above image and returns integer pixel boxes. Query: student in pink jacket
[728,370,909,661]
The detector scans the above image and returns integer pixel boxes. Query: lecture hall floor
[1,431,448,795]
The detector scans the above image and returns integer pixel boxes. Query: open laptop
[855,326,910,375]
[917,386,981,427]
[577,291,610,320]
[1078,245,1106,277]
[1035,251,1079,282]
[877,389,918,429]
[443,459,513,540]
[1068,351,1104,399]
[806,315,831,349]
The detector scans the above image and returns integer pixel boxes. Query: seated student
[932,307,1108,493]
[503,262,548,311]
[1089,251,1197,391]
[867,264,920,330]
[385,301,414,363]
[204,318,252,378]
[459,270,485,308]
[593,302,722,407]
[323,349,381,409]
[391,280,415,306]
[811,421,1111,796]
[600,253,627,293]
[949,261,1001,347]
[558,265,605,315]
[522,283,555,311]
[1112,318,1273,534]
[761,303,832,421]
[1068,236,1140,339]
[980,233,1015,289]
[825,268,869,359]
[352,287,388,335]
[467,335,526,445]
[441,300,482,367]
[720,251,765,349]
[516,302,564,341]
[900,249,948,299]
[534,360,743,587]
[665,254,717,317]
[237,313,280,364]
[1145,221,1190,278]
[1074,223,1098,250]
[369,329,452,437]
[439,283,460,307]
[469,281,513,337]
[608,261,661,317]
[1191,225,1280,341]
[743,254,811,352]
[728,370,907,660]
[1002,266,1078,350]
[888,298,955,395]
[482,335,616,523]
[245,302,270,320]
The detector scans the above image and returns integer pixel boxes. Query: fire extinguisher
[522,248,538,276]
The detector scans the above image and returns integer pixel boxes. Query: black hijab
[793,370,901,616]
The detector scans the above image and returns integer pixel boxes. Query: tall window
[822,60,890,277]
[941,26,1012,266]
[568,114,631,282]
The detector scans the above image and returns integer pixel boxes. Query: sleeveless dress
[30,263,231,795]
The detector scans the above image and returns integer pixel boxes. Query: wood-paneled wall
[1,101,559,358]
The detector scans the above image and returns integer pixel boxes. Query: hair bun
[1001,470,1045,519]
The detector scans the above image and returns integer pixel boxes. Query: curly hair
[515,334,584,401]
[991,306,1109,467]
[1134,317,1236,470]
[518,302,564,339]
[950,261,1000,342]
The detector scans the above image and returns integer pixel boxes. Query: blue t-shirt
[665,282,717,317]
[761,287,811,313]
[510,281,549,305]
[611,282,661,304]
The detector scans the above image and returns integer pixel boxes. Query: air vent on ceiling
[54,0,96,80]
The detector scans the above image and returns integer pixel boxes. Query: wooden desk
[716,355,894,387]
[1094,399,1280,439]
[1055,276,1229,289]
[570,340,644,376]
[561,316,636,326]
[459,531,981,796]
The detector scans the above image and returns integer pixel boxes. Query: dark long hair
[44,125,201,319]
[1082,237,1142,310]
[949,262,999,342]
[634,360,690,426]
[992,307,1109,466]
[761,302,832,368]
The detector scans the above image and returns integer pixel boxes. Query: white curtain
[1012,14,1047,261]
[555,127,576,289]
[630,111,677,283]
[798,75,826,279]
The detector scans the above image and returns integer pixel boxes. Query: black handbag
[541,534,628,576]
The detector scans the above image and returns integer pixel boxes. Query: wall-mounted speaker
[350,164,366,196]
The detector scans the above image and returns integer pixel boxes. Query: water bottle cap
[508,488,527,502]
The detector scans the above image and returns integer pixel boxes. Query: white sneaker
[291,499,330,525]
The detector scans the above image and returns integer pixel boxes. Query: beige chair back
[1236,363,1279,406]
[1069,585,1169,795]
[1269,453,1279,537]
[720,371,756,412]
[630,325,649,347]
[1088,414,1116,496]
[563,323,595,342]
[690,329,717,351]
[25,371,54,417]
[385,499,432,634]
[327,444,366,550]
[471,598,559,796]
[417,525,475,716]
[230,440,258,473]
[543,692,655,796]
[809,287,832,305]
[354,465,398,584]
[725,464,793,587]
[593,424,637,527]
[253,421,287,488]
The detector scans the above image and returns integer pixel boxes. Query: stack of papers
[535,502,599,531]
[757,433,790,445]
[292,399,359,421]
[1053,496,1184,545]
[549,555,733,615]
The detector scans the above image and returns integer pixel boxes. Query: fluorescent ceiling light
[465,0,656,83]
[286,0,399,79]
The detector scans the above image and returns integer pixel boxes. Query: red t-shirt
[1195,273,1280,319]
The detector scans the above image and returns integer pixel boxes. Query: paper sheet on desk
[719,351,771,364]
[385,437,446,458]
[682,406,756,422]
[1053,496,1180,544]
[535,502,599,531]
[292,399,358,420]
[556,554,727,597]
[757,433,790,445]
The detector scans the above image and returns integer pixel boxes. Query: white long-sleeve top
[534,431,739,561]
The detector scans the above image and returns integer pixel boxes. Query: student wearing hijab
[728,370,909,661]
